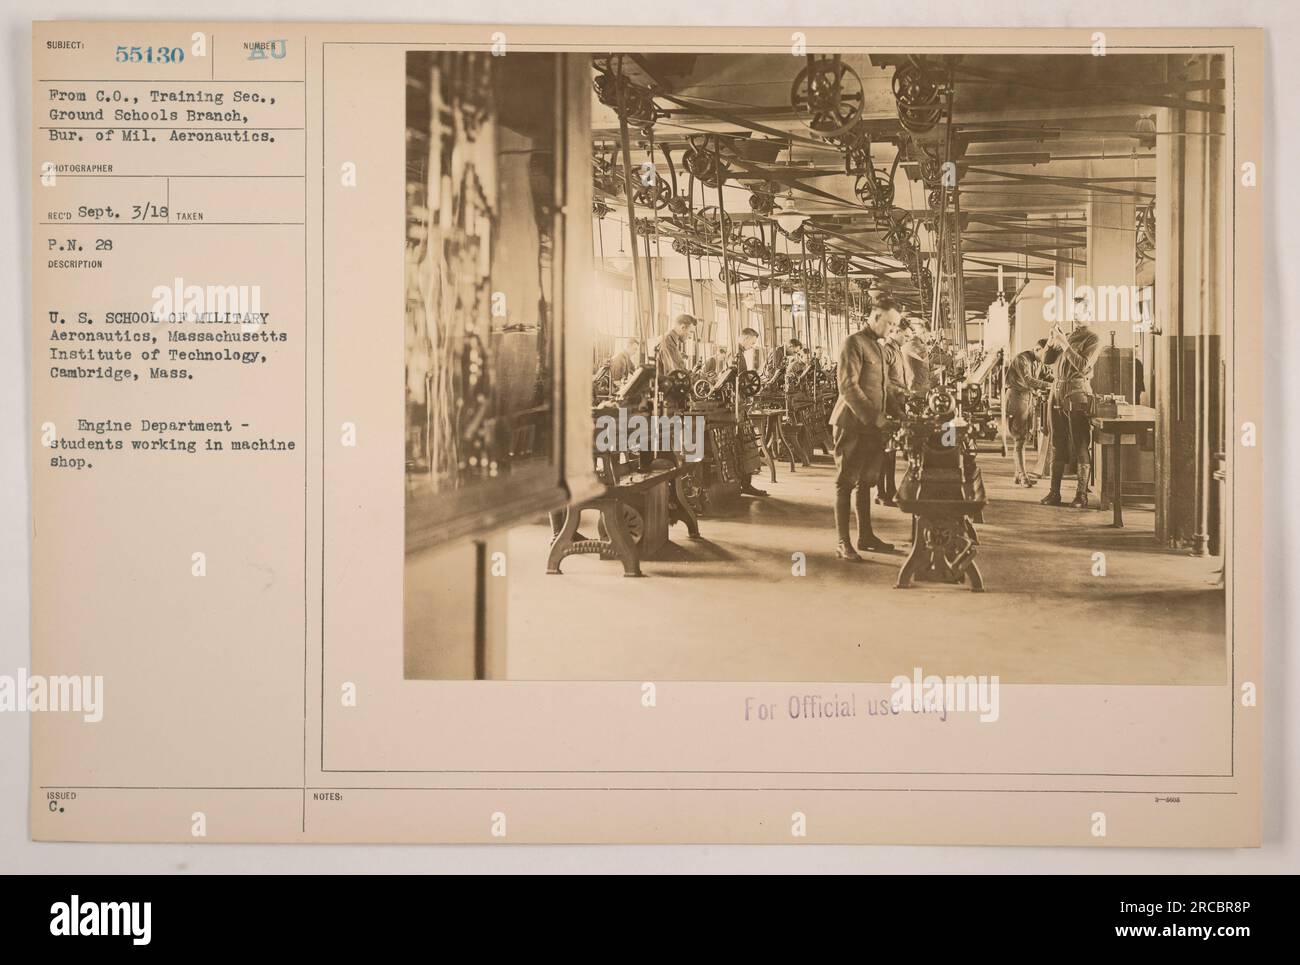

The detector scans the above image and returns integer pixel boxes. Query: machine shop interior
[403,51,1227,684]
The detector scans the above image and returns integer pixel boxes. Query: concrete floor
[505,448,1226,684]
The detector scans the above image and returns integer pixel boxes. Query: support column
[1084,181,1138,396]
[1153,54,1225,550]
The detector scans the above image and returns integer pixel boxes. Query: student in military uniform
[608,337,642,384]
[1040,320,1101,508]
[1004,339,1052,487]
[656,314,696,375]
[702,345,730,377]
[783,338,808,386]
[876,316,916,507]
[830,294,907,561]
[737,327,764,373]
[900,319,932,393]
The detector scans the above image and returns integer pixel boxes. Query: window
[621,290,636,337]
[667,290,693,323]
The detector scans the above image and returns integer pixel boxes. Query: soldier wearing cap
[829,294,908,561]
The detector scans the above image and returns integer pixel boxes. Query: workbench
[1091,403,1156,528]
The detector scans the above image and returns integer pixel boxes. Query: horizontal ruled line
[38,78,306,83]
[36,785,1241,795]
[39,221,305,226]
[50,174,305,178]
[40,126,305,131]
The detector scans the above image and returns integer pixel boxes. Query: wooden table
[1091,403,1156,528]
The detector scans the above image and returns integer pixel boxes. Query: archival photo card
[29,23,1262,845]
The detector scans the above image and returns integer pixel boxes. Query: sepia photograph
[403,48,1229,685]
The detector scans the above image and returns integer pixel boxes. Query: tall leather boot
[879,456,897,505]
[1070,465,1090,509]
[835,485,861,561]
[856,487,894,552]
[1040,466,1063,505]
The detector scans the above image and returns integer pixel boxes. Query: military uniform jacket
[656,330,690,375]
[1006,350,1052,394]
[608,351,636,383]
[830,329,903,431]
[1043,325,1101,405]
